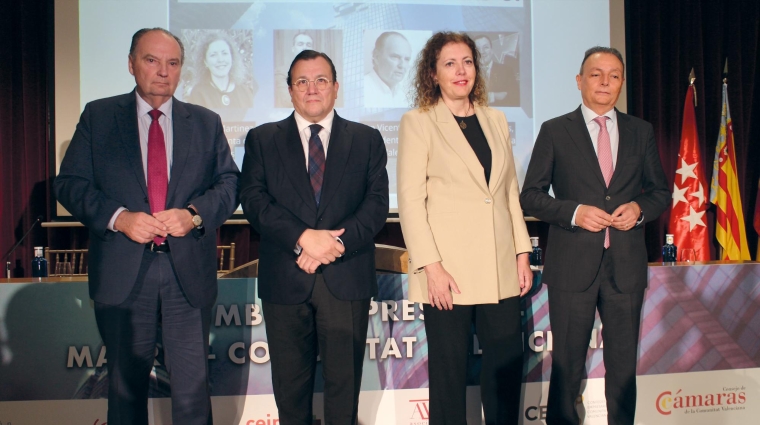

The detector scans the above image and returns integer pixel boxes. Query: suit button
[605,196,611,201]
[485,198,492,204]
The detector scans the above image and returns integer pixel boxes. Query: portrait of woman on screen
[183,30,256,109]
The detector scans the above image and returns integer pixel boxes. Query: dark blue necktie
[308,124,326,205]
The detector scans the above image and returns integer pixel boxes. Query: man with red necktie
[520,47,669,425]
[239,49,388,424]
[55,28,239,425]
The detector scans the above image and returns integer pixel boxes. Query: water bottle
[662,234,677,266]
[31,246,49,277]
[529,237,543,266]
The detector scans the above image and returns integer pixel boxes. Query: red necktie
[147,109,168,245]
[594,116,613,248]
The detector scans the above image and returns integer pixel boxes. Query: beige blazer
[397,100,532,305]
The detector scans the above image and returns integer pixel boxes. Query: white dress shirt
[108,93,174,231]
[571,104,618,226]
[293,109,334,170]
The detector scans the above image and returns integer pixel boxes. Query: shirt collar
[580,103,616,125]
[136,92,173,120]
[294,109,335,135]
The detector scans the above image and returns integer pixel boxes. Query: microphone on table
[4,215,43,279]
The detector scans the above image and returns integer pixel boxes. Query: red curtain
[0,0,52,274]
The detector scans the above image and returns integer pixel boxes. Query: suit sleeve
[334,128,389,254]
[519,121,579,229]
[54,104,125,239]
[239,129,311,253]
[397,112,442,270]
[630,122,669,225]
[186,114,240,232]
[498,112,532,254]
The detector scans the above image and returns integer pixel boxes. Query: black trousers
[94,250,213,425]
[424,296,523,425]
[262,274,371,425]
[546,247,645,425]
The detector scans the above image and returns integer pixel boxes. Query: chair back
[217,243,236,276]
[44,248,88,276]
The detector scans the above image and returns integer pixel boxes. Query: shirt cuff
[294,243,302,255]
[571,205,581,227]
[108,207,128,232]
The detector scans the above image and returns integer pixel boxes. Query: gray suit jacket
[55,91,239,308]
[520,106,669,293]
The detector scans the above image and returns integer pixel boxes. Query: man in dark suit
[240,50,388,424]
[55,28,239,425]
[520,47,669,425]
[475,35,520,107]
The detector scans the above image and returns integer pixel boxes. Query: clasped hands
[575,202,641,233]
[296,228,345,274]
[114,209,195,244]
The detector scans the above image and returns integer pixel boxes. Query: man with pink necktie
[55,28,239,425]
[520,47,668,425]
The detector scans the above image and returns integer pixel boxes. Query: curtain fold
[0,0,51,273]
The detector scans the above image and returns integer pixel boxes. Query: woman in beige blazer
[398,32,532,424]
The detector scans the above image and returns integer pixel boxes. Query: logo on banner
[408,398,430,423]
[655,387,747,415]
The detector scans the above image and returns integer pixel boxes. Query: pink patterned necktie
[594,116,613,248]
[147,109,168,245]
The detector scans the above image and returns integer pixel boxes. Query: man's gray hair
[129,28,185,65]
[579,46,624,75]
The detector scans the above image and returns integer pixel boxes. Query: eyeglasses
[291,77,332,92]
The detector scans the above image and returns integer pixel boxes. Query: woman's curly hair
[193,31,245,86]
[411,32,487,110]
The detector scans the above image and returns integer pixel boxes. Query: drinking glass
[681,249,696,263]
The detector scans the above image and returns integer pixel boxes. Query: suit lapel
[433,100,489,194]
[317,113,351,215]
[473,105,505,193]
[609,109,632,188]
[566,107,607,187]
[166,99,192,208]
[115,93,148,200]
[276,114,318,212]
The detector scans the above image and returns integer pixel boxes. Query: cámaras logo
[655,387,746,415]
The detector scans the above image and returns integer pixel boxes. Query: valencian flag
[669,70,709,261]
[709,69,751,260]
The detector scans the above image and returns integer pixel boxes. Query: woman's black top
[453,114,492,185]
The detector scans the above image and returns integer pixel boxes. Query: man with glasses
[239,50,388,424]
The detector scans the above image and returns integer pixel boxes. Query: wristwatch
[186,207,203,229]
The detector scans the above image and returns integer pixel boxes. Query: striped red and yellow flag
[709,83,750,260]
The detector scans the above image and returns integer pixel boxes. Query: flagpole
[719,60,726,260]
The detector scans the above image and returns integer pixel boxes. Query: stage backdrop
[1,263,759,424]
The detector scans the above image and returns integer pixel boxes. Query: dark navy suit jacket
[239,112,389,304]
[55,91,239,308]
